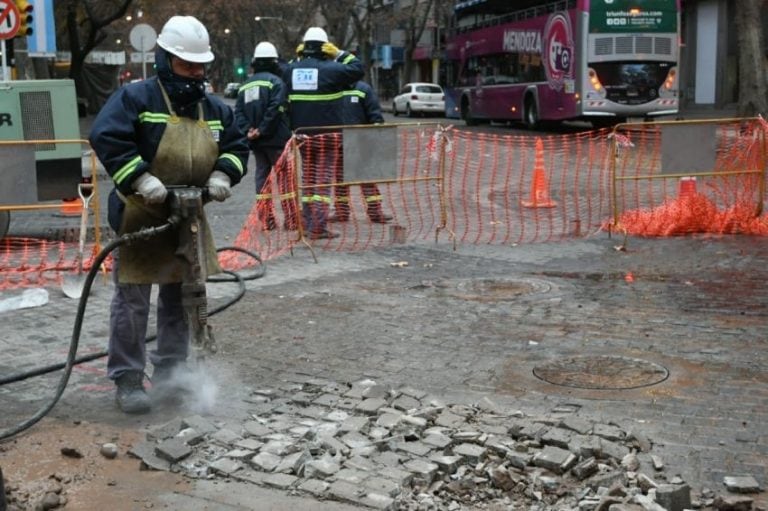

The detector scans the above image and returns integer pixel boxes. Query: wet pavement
[2,224,766,509]
[0,113,766,510]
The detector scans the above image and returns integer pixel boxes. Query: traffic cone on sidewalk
[522,137,557,208]
[60,197,83,216]
[678,176,697,199]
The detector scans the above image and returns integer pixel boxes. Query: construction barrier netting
[610,117,767,236]
[2,119,767,289]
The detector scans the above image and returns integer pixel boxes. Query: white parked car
[393,82,445,117]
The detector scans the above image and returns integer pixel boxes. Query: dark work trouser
[107,252,188,380]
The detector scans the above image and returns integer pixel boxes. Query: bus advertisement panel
[444,0,680,128]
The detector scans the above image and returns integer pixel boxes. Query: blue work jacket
[234,71,292,150]
[283,51,364,131]
[89,77,248,197]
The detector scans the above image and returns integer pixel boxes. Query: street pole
[1,39,8,82]
[141,36,146,79]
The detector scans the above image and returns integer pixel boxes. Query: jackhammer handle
[164,185,211,203]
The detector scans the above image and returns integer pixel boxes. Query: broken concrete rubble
[124,378,765,511]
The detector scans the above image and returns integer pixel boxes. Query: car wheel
[406,104,413,117]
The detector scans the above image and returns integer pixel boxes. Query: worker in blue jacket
[235,41,295,230]
[89,15,248,414]
[329,80,392,224]
[283,27,364,240]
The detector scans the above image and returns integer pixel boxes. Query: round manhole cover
[449,278,553,302]
[533,355,669,390]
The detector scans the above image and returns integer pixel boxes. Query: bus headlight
[659,66,677,98]
[663,67,677,90]
[588,68,606,98]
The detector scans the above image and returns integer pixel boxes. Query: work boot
[115,371,151,414]
[151,362,188,404]
[308,230,339,240]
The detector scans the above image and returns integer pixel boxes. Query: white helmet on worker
[157,15,215,63]
[253,41,278,59]
[302,27,329,43]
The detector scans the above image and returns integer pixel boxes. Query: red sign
[0,0,21,40]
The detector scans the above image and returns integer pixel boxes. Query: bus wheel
[0,211,9,239]
[524,97,539,129]
[461,99,477,126]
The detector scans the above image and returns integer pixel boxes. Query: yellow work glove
[322,42,342,60]
[295,43,304,57]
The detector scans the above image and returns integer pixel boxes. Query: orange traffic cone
[678,176,697,199]
[60,197,83,216]
[522,137,557,208]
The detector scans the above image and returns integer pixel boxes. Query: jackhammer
[0,185,264,441]
[167,186,217,358]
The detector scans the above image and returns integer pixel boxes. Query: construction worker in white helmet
[282,27,364,240]
[235,41,296,231]
[89,15,248,414]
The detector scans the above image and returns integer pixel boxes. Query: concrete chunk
[181,415,217,435]
[209,457,243,475]
[242,420,272,438]
[250,451,282,472]
[723,475,762,494]
[403,458,439,484]
[154,438,192,463]
[356,398,389,415]
[532,445,577,475]
[453,442,487,463]
[298,478,330,496]
[655,484,692,511]
[435,410,466,428]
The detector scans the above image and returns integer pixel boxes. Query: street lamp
[254,16,283,22]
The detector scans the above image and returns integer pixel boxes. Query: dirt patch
[1,418,187,510]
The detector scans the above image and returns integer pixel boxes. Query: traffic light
[14,0,34,37]
[236,66,245,76]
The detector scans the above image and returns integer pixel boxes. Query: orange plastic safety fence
[0,237,105,291]
[610,119,768,236]
[222,125,616,269]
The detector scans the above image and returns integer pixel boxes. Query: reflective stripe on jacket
[234,71,291,150]
[283,51,364,130]
[89,77,249,196]
[342,81,384,125]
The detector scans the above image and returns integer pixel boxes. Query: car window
[415,85,442,94]
[399,87,410,95]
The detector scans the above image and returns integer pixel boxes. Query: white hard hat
[253,41,278,59]
[157,15,215,64]
[303,27,329,43]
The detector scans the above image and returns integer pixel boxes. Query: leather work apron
[117,84,222,284]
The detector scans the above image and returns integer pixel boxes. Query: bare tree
[398,0,435,83]
[58,0,133,104]
[320,0,377,80]
[734,0,768,116]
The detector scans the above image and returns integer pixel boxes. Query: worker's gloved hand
[206,170,231,202]
[295,43,304,57]
[132,172,167,204]
[322,42,342,60]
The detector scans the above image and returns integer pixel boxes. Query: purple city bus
[443,0,680,128]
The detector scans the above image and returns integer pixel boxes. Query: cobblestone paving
[2,234,766,509]
[1,116,766,507]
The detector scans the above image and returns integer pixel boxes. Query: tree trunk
[734,0,768,116]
